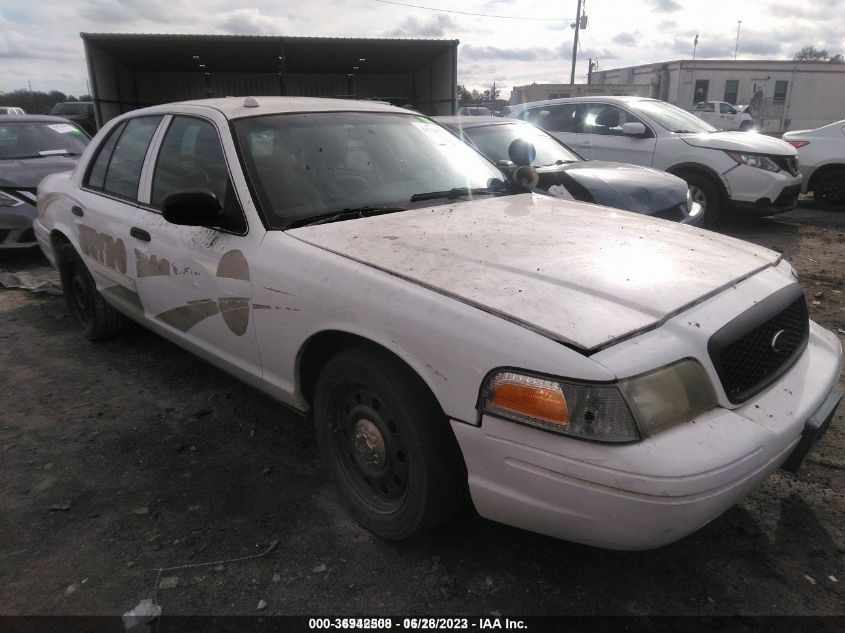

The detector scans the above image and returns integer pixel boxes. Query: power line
[368,0,572,22]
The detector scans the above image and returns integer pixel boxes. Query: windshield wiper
[535,159,573,167]
[287,206,406,228]
[409,186,499,202]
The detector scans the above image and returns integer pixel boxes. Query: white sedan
[783,120,845,209]
[34,97,841,550]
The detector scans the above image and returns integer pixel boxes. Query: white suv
[508,97,802,226]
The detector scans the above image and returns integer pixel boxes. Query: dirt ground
[1,202,843,617]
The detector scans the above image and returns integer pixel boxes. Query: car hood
[288,194,779,351]
[680,131,797,155]
[0,156,78,188]
[550,161,686,213]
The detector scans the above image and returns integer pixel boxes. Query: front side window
[86,122,126,190]
[101,116,163,200]
[151,116,244,232]
[580,104,646,136]
[719,103,735,114]
[234,111,504,229]
[627,100,716,134]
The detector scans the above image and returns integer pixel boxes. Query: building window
[724,80,739,105]
[693,79,709,104]
[773,80,789,104]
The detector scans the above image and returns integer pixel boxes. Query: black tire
[58,244,128,341]
[739,121,753,132]
[813,170,845,210]
[681,172,723,227]
[313,346,466,540]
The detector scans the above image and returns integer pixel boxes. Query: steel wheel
[313,346,466,540]
[328,384,409,513]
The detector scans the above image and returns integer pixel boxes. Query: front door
[573,103,657,166]
[131,114,264,377]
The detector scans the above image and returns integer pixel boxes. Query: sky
[1,0,843,99]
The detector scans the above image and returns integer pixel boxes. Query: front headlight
[725,151,780,172]
[480,371,640,442]
[618,359,718,436]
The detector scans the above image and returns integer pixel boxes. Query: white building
[591,59,845,133]
[509,82,650,105]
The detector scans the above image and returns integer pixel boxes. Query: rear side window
[86,122,126,190]
[101,116,162,200]
[520,104,581,133]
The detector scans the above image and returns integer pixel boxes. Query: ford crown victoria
[35,97,841,550]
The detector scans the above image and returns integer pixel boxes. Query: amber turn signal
[489,376,569,425]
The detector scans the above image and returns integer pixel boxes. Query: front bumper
[724,165,802,216]
[0,204,37,249]
[452,322,841,550]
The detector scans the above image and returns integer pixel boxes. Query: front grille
[771,156,800,176]
[708,285,809,403]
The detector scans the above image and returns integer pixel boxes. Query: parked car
[507,97,802,226]
[782,120,845,210]
[49,102,96,136]
[437,116,702,224]
[691,101,755,131]
[456,106,493,117]
[0,107,26,115]
[35,97,841,550]
[0,115,89,249]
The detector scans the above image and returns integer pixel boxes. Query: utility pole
[587,58,596,84]
[570,0,583,84]
[693,33,699,60]
[734,21,742,60]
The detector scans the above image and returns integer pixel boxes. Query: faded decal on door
[135,250,171,278]
[78,225,127,274]
[153,249,251,336]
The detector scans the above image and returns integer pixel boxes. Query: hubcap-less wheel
[816,176,845,209]
[329,385,409,512]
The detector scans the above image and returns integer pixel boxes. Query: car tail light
[786,140,809,148]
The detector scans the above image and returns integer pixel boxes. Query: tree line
[0,89,91,114]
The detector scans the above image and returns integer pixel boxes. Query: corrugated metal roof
[81,33,458,74]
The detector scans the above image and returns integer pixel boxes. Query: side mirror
[622,122,647,136]
[496,159,517,177]
[508,138,536,166]
[162,190,222,227]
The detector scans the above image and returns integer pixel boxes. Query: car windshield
[459,121,581,166]
[50,103,90,116]
[234,111,506,229]
[628,100,716,134]
[0,121,89,159]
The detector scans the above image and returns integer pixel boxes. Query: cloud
[613,32,638,46]
[386,14,460,37]
[215,8,293,35]
[649,0,681,12]
[461,44,552,61]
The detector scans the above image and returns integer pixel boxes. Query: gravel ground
[0,202,843,616]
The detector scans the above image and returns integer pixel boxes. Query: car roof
[510,96,656,111]
[130,96,408,121]
[435,116,524,129]
[0,114,83,123]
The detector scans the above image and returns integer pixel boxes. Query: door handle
[130,227,151,242]
[71,205,83,217]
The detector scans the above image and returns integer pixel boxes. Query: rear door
[130,112,264,377]
[573,102,657,165]
[73,115,164,318]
